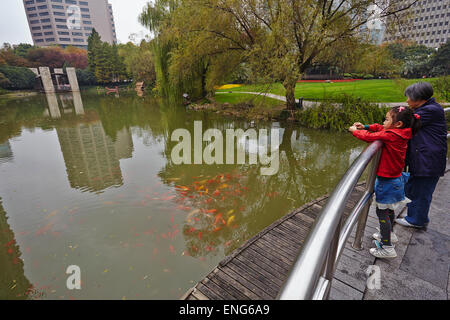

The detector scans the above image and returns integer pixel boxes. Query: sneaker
[372,230,398,244]
[395,217,425,229]
[369,241,397,259]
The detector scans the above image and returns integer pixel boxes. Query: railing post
[322,216,342,299]
[352,149,381,250]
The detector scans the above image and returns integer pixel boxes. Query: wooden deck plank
[234,252,285,286]
[207,269,250,300]
[227,259,279,298]
[250,241,293,270]
[182,184,372,301]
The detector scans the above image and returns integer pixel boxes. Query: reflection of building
[56,123,133,193]
[0,141,13,163]
[0,198,32,299]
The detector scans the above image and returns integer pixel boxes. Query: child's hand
[352,122,365,130]
[348,126,357,133]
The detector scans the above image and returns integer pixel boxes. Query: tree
[87,29,102,74]
[355,44,401,77]
[146,0,419,109]
[13,43,34,58]
[26,47,66,68]
[430,41,450,76]
[94,42,113,84]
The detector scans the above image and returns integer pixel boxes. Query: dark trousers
[404,176,440,226]
[376,208,395,246]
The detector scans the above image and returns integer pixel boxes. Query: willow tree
[168,0,418,109]
[139,0,181,97]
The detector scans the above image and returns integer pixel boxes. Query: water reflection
[0,141,13,164]
[0,90,372,299]
[0,197,34,299]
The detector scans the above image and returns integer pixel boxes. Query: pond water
[0,90,369,299]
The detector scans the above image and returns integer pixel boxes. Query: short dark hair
[404,82,433,102]
[389,106,421,135]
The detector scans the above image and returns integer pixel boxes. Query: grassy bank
[216,78,446,103]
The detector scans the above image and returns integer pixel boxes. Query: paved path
[362,170,450,300]
[215,91,450,108]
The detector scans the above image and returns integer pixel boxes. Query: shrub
[343,73,353,79]
[0,66,36,90]
[76,68,96,86]
[363,74,374,80]
[433,76,450,102]
[295,94,389,131]
[0,71,11,88]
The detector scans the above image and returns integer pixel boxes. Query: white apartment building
[383,0,450,48]
[23,0,117,49]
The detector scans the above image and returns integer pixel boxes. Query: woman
[395,82,448,228]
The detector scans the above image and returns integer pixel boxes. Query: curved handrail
[278,140,383,300]
[279,107,450,300]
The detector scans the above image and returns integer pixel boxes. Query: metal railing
[278,107,450,300]
[277,140,382,300]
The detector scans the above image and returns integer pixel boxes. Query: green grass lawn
[214,92,283,107]
[216,78,446,103]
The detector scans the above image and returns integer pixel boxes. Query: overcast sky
[0,0,152,45]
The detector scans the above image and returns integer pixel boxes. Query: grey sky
[0,0,151,45]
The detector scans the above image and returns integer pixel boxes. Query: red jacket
[353,124,412,178]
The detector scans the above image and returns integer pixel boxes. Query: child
[349,106,421,258]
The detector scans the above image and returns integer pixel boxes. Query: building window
[65,0,77,4]
[54,11,65,16]
[55,18,66,22]
[56,24,68,29]
[85,33,91,36]
[29,13,38,18]
[59,38,71,41]
[36,0,46,2]
[40,18,50,22]
[33,32,43,36]
[83,20,91,25]
[39,12,49,16]
[30,20,39,24]
[58,31,70,35]
[79,1,88,5]
[52,5,64,9]
[25,0,35,4]
[31,26,41,30]
[81,14,90,18]
[84,26,92,30]
[37,5,48,9]
[72,32,83,36]
[44,31,54,35]
[73,38,84,42]
[51,0,63,2]
[46,38,56,42]
[80,7,89,12]
[27,7,36,11]
[42,25,52,29]
[35,39,44,43]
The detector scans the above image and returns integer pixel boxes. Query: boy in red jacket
[349,106,421,258]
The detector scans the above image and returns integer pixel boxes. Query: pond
[0,89,368,299]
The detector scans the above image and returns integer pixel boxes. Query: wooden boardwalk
[181,184,369,300]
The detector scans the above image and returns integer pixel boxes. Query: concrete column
[66,67,80,92]
[73,91,85,115]
[39,67,55,93]
[45,93,61,119]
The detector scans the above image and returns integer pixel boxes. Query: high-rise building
[383,0,450,48]
[23,0,117,49]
